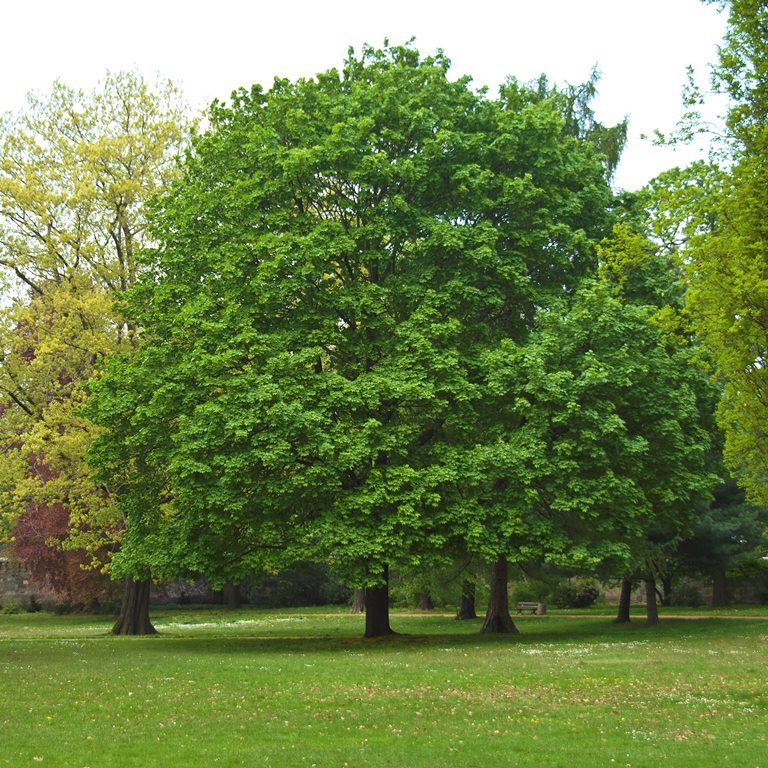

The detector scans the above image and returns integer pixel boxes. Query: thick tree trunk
[364,565,395,638]
[350,587,365,614]
[614,577,633,624]
[417,591,434,611]
[481,556,519,634]
[222,581,242,610]
[112,578,156,635]
[644,577,659,626]
[456,578,477,620]
[711,566,729,607]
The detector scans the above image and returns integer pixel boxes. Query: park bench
[516,601,546,615]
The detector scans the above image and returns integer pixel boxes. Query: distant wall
[0,555,55,603]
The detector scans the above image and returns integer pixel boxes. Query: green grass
[1,608,766,767]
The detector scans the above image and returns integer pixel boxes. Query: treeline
[1,1,767,636]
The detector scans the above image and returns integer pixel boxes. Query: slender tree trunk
[222,581,242,610]
[417,591,434,611]
[350,587,365,614]
[481,556,519,634]
[645,577,659,626]
[364,565,395,638]
[456,578,477,620]
[112,577,156,635]
[711,566,729,608]
[614,577,632,624]
[660,576,672,607]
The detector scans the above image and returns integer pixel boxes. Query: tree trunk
[222,581,242,610]
[417,591,434,611]
[350,587,365,614]
[456,578,477,620]
[112,577,156,635]
[614,577,632,624]
[660,575,672,607]
[645,577,659,626]
[364,565,395,638]
[481,556,519,634]
[711,566,729,607]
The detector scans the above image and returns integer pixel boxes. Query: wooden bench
[516,601,546,615]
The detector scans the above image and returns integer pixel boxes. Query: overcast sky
[1,0,728,191]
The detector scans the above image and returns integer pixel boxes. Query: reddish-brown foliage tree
[12,502,115,606]
[11,457,115,606]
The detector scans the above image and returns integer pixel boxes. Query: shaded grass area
[544,603,768,618]
[1,609,766,767]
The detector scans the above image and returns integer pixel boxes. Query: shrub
[26,595,42,613]
[249,562,351,608]
[510,583,537,603]
[510,580,551,604]
[1,599,23,615]
[550,580,601,608]
[669,580,704,608]
[389,567,466,610]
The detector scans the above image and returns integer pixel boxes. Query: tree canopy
[676,0,768,507]
[81,44,722,635]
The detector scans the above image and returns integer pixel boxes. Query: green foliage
[388,562,482,608]
[679,477,768,578]
[525,68,628,178]
[468,279,717,573]
[82,44,715,610]
[549,579,602,609]
[509,581,548,604]
[591,175,726,585]
[0,598,23,615]
[668,579,704,608]
[249,561,351,608]
[87,43,623,588]
[680,1,768,506]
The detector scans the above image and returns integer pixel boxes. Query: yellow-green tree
[0,72,190,631]
[684,0,768,507]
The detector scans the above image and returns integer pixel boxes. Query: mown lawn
[0,608,766,767]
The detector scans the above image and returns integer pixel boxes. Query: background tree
[596,201,722,625]
[678,476,768,606]
[0,72,190,632]
[469,272,717,631]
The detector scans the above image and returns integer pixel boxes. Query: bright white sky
[1,0,727,191]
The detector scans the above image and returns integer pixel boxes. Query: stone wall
[0,555,55,605]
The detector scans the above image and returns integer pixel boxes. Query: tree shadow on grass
[116,614,757,657]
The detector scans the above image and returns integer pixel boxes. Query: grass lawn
[0,607,766,767]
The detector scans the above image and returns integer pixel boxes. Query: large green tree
[88,44,627,636]
[0,72,190,631]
